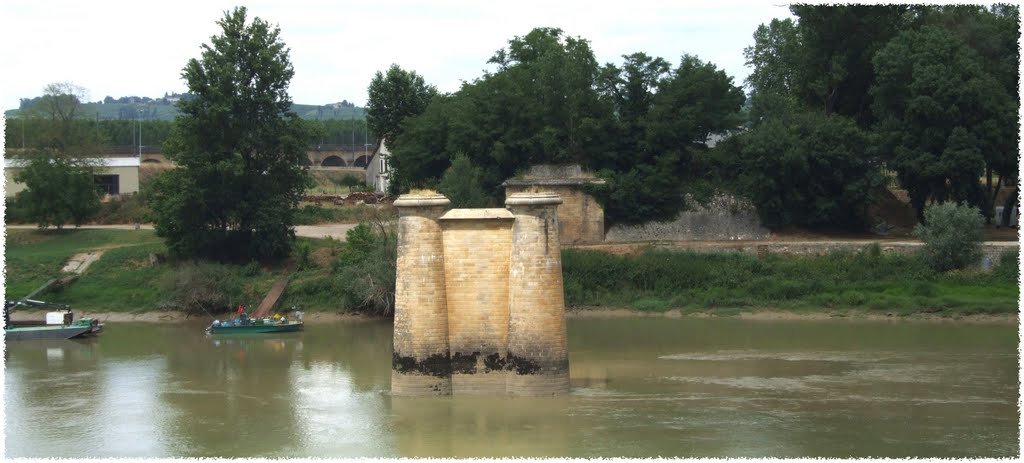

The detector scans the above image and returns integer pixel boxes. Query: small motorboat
[206,311,303,334]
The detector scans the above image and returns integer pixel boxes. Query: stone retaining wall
[606,194,770,242]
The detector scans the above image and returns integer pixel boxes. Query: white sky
[0,0,797,112]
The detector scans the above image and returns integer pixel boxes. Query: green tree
[595,52,670,170]
[390,28,615,197]
[788,4,908,125]
[149,7,310,261]
[13,155,101,229]
[715,112,883,229]
[913,202,984,271]
[333,220,397,315]
[366,64,437,142]
[871,25,1015,221]
[10,82,104,228]
[438,153,490,208]
[743,18,803,98]
[593,54,745,224]
[743,6,909,126]
[391,29,744,225]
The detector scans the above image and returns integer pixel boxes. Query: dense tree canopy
[149,7,310,261]
[715,112,883,229]
[871,24,1016,220]
[390,28,617,197]
[388,28,745,225]
[738,4,1019,226]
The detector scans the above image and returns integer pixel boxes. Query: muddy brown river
[3,317,1018,458]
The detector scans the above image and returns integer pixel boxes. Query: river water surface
[4,317,1019,458]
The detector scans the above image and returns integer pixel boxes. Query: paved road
[6,224,359,241]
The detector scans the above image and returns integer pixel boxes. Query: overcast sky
[0,0,797,112]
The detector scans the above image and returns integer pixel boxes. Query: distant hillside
[4,101,366,121]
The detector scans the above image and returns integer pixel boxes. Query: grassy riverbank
[4,228,1019,319]
[563,247,1020,316]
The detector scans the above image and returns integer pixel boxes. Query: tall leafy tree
[150,7,310,261]
[391,28,744,225]
[596,52,670,170]
[390,28,615,196]
[482,27,612,166]
[366,64,437,142]
[788,4,909,125]
[914,5,1021,217]
[593,54,745,224]
[870,25,1015,221]
[743,18,802,98]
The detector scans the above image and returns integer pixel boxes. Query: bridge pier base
[390,192,570,396]
[391,194,452,396]
[505,193,570,396]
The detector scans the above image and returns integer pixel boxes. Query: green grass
[6,228,1018,318]
[562,248,1020,316]
[4,229,162,300]
[5,229,282,313]
[4,229,361,314]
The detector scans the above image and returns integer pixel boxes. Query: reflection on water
[4,317,1018,458]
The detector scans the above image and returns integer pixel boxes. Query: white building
[365,139,390,194]
[4,157,141,198]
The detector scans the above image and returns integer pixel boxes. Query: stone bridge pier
[391,194,452,396]
[505,192,570,395]
[390,192,570,396]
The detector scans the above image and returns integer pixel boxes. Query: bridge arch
[353,155,370,168]
[321,155,346,167]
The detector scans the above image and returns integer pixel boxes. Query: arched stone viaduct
[116,144,374,168]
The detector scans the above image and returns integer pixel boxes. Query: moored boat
[206,312,304,334]
[3,300,104,341]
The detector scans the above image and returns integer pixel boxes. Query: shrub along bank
[4,228,1018,318]
[562,247,1019,316]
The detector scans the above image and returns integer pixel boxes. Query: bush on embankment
[561,247,1020,316]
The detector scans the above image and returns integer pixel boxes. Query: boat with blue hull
[206,312,303,334]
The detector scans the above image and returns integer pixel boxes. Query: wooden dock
[251,276,291,319]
